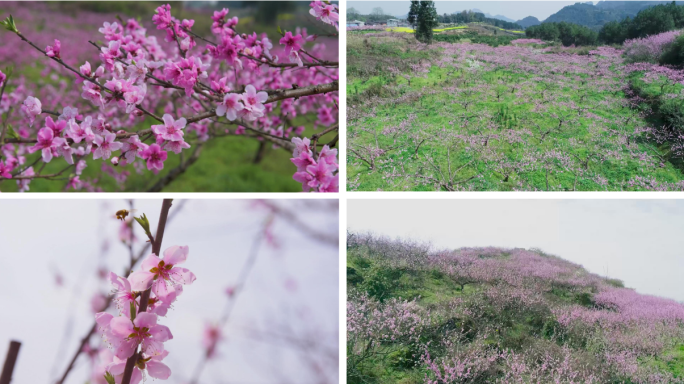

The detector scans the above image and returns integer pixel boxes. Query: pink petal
[107,360,126,375]
[134,312,157,329]
[130,367,142,384]
[109,272,131,292]
[140,254,163,271]
[142,338,164,355]
[114,338,137,359]
[109,316,134,337]
[149,324,173,342]
[168,267,196,285]
[153,278,175,302]
[146,360,171,379]
[128,270,155,291]
[95,312,113,327]
[163,245,189,265]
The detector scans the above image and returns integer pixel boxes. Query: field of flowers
[0,2,339,192]
[347,232,684,383]
[347,31,684,191]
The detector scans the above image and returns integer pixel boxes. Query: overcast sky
[0,199,338,384]
[347,1,594,22]
[348,199,684,303]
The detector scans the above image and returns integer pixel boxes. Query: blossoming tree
[0,1,339,192]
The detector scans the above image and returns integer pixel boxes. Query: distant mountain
[543,1,679,30]
[472,8,515,23]
[516,16,541,29]
[395,13,408,20]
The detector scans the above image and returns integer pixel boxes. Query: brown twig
[0,341,21,384]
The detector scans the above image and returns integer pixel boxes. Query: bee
[115,209,137,221]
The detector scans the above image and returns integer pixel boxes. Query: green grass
[346,34,684,191]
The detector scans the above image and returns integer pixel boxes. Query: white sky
[347,1,594,22]
[0,199,339,384]
[348,199,684,303]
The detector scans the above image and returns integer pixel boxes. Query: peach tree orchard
[0,2,339,192]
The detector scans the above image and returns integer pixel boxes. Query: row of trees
[525,22,599,46]
[527,2,684,48]
[599,1,684,45]
[346,7,395,23]
[438,10,522,31]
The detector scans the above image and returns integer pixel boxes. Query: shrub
[660,32,684,66]
[623,30,681,64]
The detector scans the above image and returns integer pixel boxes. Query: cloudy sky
[0,199,339,384]
[347,1,592,22]
[348,199,684,303]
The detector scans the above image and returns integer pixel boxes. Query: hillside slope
[347,233,684,383]
[515,16,541,29]
[544,1,673,29]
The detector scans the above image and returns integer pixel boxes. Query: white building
[387,19,400,27]
[347,20,365,28]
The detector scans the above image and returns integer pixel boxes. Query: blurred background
[0,198,339,383]
[348,199,684,303]
[0,1,339,192]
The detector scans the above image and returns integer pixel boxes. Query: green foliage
[348,266,364,286]
[0,14,18,33]
[433,33,516,47]
[407,0,419,29]
[598,1,684,45]
[661,33,684,66]
[133,213,152,239]
[104,372,116,384]
[544,1,667,30]
[598,20,629,45]
[415,1,438,44]
[438,10,522,31]
[526,22,598,46]
[387,346,420,369]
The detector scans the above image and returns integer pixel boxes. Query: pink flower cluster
[309,1,339,31]
[510,38,545,45]
[148,114,190,168]
[0,2,338,192]
[152,4,197,52]
[95,245,195,383]
[290,137,338,192]
[623,30,681,64]
[215,84,268,122]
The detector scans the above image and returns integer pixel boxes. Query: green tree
[415,1,438,44]
[408,0,420,28]
[348,7,361,21]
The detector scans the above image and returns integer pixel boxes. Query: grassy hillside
[347,233,684,383]
[347,31,684,191]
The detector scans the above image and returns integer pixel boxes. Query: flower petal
[109,316,134,337]
[163,245,188,265]
[150,324,173,342]
[140,253,163,271]
[146,360,171,379]
[168,267,196,285]
[95,312,113,327]
[114,338,137,359]
[134,312,157,329]
[128,270,155,292]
